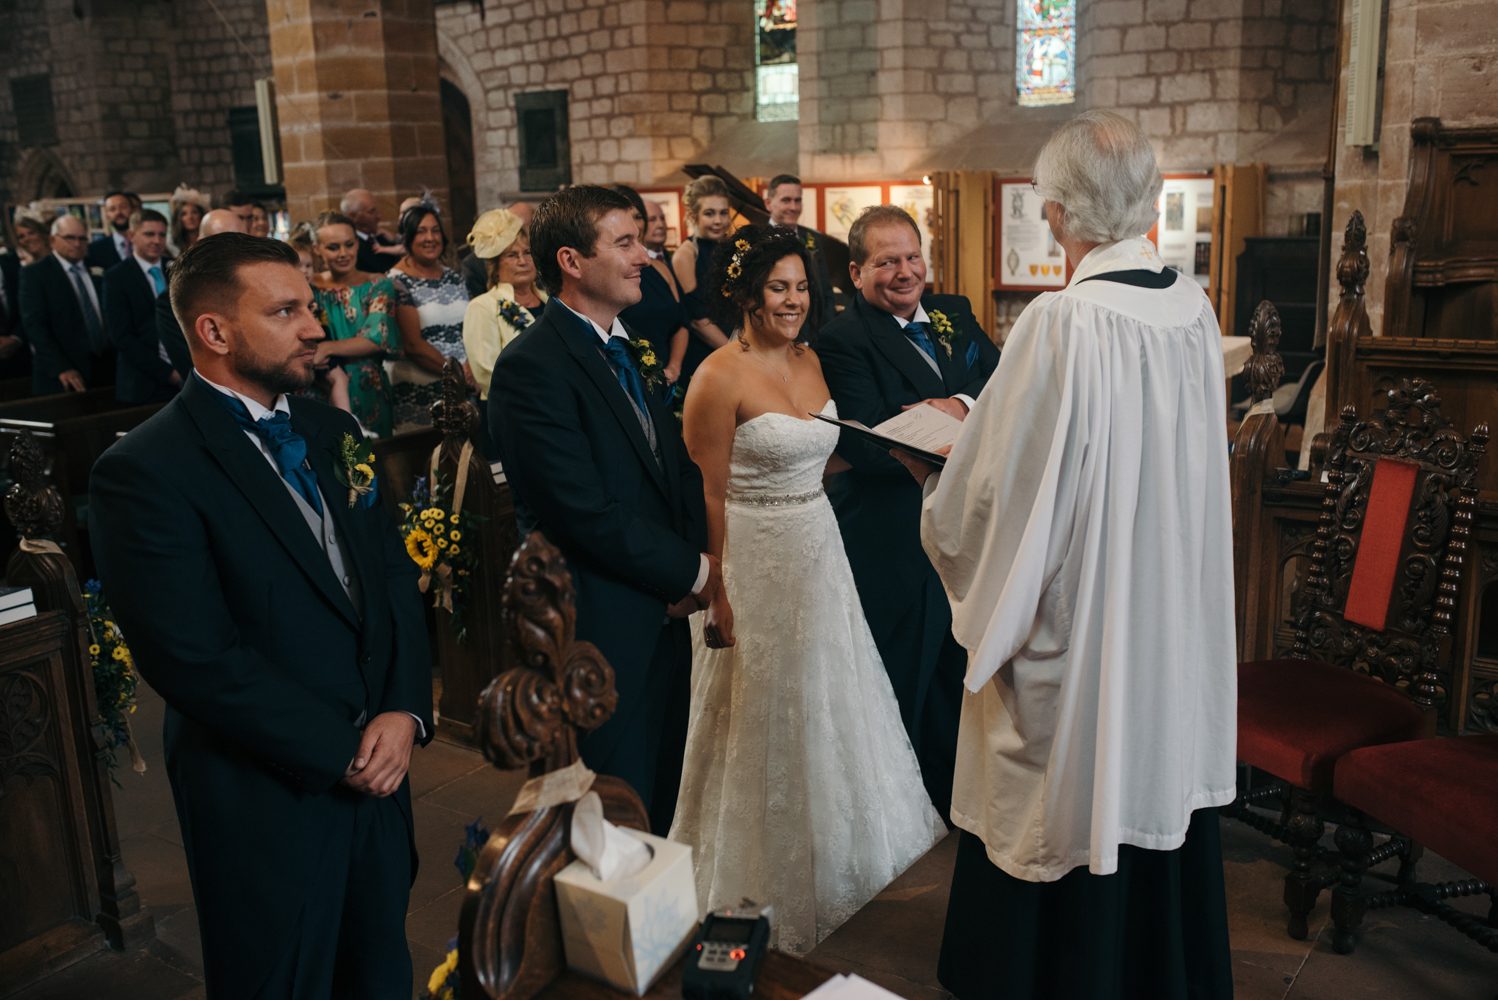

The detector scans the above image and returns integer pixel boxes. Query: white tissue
[570,790,653,882]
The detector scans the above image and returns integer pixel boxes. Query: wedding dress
[669,399,946,956]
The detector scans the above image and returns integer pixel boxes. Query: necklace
[746,346,791,382]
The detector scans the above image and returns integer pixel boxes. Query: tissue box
[554,829,699,995]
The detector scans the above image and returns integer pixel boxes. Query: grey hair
[50,214,82,235]
[339,188,375,215]
[1032,111,1162,243]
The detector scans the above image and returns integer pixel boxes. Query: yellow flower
[433,523,445,535]
[405,528,438,570]
[449,530,461,542]
[89,644,101,656]
[431,509,446,521]
[112,646,126,660]
[352,462,374,485]
[735,239,750,251]
[437,537,449,549]
[641,351,658,367]
[367,452,375,463]
[420,509,435,521]
[449,513,460,525]
[449,545,461,555]
[428,949,460,995]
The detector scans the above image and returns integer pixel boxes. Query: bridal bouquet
[397,474,487,643]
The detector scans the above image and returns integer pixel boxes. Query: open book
[812,404,962,467]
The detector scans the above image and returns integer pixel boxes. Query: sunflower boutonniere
[626,338,665,391]
[330,432,378,508]
[927,309,958,358]
[803,231,817,253]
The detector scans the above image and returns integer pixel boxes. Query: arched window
[756,0,798,122]
[1017,0,1075,107]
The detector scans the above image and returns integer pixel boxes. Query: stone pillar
[266,0,448,226]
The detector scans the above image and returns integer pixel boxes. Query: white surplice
[920,238,1237,882]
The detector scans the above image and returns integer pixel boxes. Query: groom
[489,186,715,835]
[89,233,433,999]
[817,205,1001,819]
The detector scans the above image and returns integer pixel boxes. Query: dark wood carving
[1322,211,1371,433]
[1232,302,1289,658]
[458,532,650,1000]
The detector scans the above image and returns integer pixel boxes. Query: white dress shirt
[893,304,977,412]
[113,230,132,263]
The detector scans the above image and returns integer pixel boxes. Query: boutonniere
[803,232,817,253]
[928,309,957,358]
[625,338,665,390]
[330,432,378,508]
[88,265,105,278]
[498,299,533,331]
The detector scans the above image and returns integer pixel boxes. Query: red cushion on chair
[1238,659,1425,790]
[1343,457,1419,631]
[1335,735,1498,886]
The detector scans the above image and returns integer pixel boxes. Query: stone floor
[15,680,1497,1000]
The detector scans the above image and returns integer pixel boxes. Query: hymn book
[813,404,962,466]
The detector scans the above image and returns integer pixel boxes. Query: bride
[669,226,945,955]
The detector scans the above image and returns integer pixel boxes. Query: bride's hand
[703,593,736,649]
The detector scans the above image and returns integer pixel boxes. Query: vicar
[816,205,1000,818]
[89,233,432,1000]
[902,110,1236,999]
[489,186,716,835]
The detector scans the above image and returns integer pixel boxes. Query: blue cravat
[602,336,652,417]
[211,387,323,515]
[148,264,165,295]
[904,320,939,364]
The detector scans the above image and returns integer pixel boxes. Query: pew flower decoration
[330,432,377,509]
[397,475,487,642]
[84,580,144,783]
[418,817,490,1000]
[626,338,665,391]
[928,309,957,358]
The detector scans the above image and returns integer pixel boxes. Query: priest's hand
[891,444,953,487]
[703,592,736,649]
[902,397,969,421]
[342,711,417,798]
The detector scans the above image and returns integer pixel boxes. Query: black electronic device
[681,901,773,1000]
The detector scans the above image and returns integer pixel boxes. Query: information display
[1153,175,1214,289]
[996,180,1067,289]
[888,183,935,274]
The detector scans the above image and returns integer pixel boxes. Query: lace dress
[387,266,471,433]
[669,399,946,955]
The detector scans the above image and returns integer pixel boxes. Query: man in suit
[341,188,403,274]
[89,232,432,1000]
[816,205,1001,819]
[0,243,27,381]
[103,208,181,404]
[156,209,247,381]
[490,186,718,835]
[85,191,139,273]
[764,174,838,315]
[20,213,112,394]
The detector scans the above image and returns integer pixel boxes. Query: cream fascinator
[170,184,213,210]
[468,209,523,260]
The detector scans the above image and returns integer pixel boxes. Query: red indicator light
[730,949,747,961]
[696,944,703,950]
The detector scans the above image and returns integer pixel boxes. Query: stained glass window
[1017,0,1075,107]
[755,0,798,122]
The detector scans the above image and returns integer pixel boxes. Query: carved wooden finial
[3,431,64,541]
[1338,210,1371,297]
[1244,300,1285,404]
[431,356,479,436]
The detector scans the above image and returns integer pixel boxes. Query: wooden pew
[0,375,30,402]
[1230,299,1287,659]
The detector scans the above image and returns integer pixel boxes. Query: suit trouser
[869,572,966,822]
[252,790,412,1000]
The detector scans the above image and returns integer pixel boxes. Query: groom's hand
[902,397,969,421]
[342,711,417,797]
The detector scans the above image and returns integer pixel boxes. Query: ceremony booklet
[812,403,962,467]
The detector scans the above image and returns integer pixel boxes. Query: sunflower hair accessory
[721,238,752,298]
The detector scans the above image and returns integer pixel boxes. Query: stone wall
[168,0,273,194]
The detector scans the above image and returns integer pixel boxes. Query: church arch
[437,29,500,214]
[15,147,77,202]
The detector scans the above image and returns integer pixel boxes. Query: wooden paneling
[931,171,996,339]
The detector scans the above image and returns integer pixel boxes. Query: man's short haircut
[529,185,635,295]
[223,189,257,209]
[128,208,169,231]
[169,233,300,340]
[104,190,135,204]
[766,174,802,197]
[51,214,83,236]
[339,189,374,215]
[1032,110,1162,243]
[847,205,921,266]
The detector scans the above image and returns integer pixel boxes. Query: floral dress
[313,276,400,438]
[388,266,471,433]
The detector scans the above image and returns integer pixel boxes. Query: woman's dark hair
[529,185,635,295]
[706,224,822,340]
[398,205,448,258]
[609,184,647,224]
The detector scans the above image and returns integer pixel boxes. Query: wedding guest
[386,205,471,433]
[311,211,401,437]
[643,199,671,261]
[763,174,837,314]
[90,232,432,1000]
[671,176,734,384]
[817,204,1000,819]
[86,191,139,272]
[224,190,258,232]
[169,184,211,254]
[20,214,112,395]
[290,223,351,414]
[620,201,690,397]
[0,239,26,381]
[610,184,648,236]
[14,212,53,265]
[341,188,404,273]
[488,185,717,835]
[156,209,249,381]
[103,208,180,403]
[248,203,272,239]
[462,200,537,299]
[460,208,546,407]
[899,110,1235,1000]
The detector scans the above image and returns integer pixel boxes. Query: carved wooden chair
[1222,378,1488,940]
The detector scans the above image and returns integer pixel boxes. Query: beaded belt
[726,487,825,508]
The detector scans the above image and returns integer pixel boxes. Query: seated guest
[89,232,432,1000]
[763,174,837,315]
[156,209,249,381]
[462,200,536,299]
[103,208,180,403]
[21,214,112,395]
[386,205,471,433]
[86,191,140,272]
[461,209,546,433]
[0,238,27,381]
[903,110,1235,999]
[14,211,53,265]
[642,199,671,262]
[169,185,211,255]
[310,210,401,437]
[620,199,690,396]
[341,188,404,273]
[671,176,734,384]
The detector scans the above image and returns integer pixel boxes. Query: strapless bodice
[727,399,839,501]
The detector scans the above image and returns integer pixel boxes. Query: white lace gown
[669,400,946,955]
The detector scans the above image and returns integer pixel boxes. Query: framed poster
[1149,173,1213,289]
[799,185,819,235]
[637,188,684,250]
[822,186,883,243]
[889,183,935,274]
[996,179,1068,289]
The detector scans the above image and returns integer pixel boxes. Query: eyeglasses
[56,235,88,244]
[1031,180,1041,197]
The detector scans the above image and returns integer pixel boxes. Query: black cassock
[89,375,433,1000]
[816,291,1001,818]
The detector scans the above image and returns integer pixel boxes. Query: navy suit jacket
[88,376,432,995]
[489,298,707,764]
[817,291,1001,623]
[85,233,126,273]
[20,254,107,394]
[103,258,177,404]
[0,250,27,381]
[155,288,193,379]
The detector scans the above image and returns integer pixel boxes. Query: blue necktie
[904,320,939,365]
[69,263,106,351]
[603,336,652,418]
[148,265,165,295]
[212,388,323,515]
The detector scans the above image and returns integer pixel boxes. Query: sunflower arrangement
[397,474,487,643]
[83,580,140,782]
